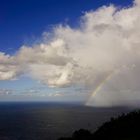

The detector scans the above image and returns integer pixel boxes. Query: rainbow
[85,71,115,106]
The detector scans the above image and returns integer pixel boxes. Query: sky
[1,0,140,106]
[0,0,133,54]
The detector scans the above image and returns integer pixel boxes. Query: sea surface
[0,102,133,140]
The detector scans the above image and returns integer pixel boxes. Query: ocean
[0,102,132,140]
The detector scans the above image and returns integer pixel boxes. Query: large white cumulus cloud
[0,53,20,80]
[1,0,140,106]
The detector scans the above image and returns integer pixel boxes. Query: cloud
[1,0,140,106]
[0,89,13,95]
[0,53,20,80]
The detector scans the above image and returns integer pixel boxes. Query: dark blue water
[0,102,132,140]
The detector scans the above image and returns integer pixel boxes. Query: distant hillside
[58,110,140,140]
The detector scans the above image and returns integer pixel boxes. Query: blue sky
[0,0,132,53]
[0,0,133,101]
